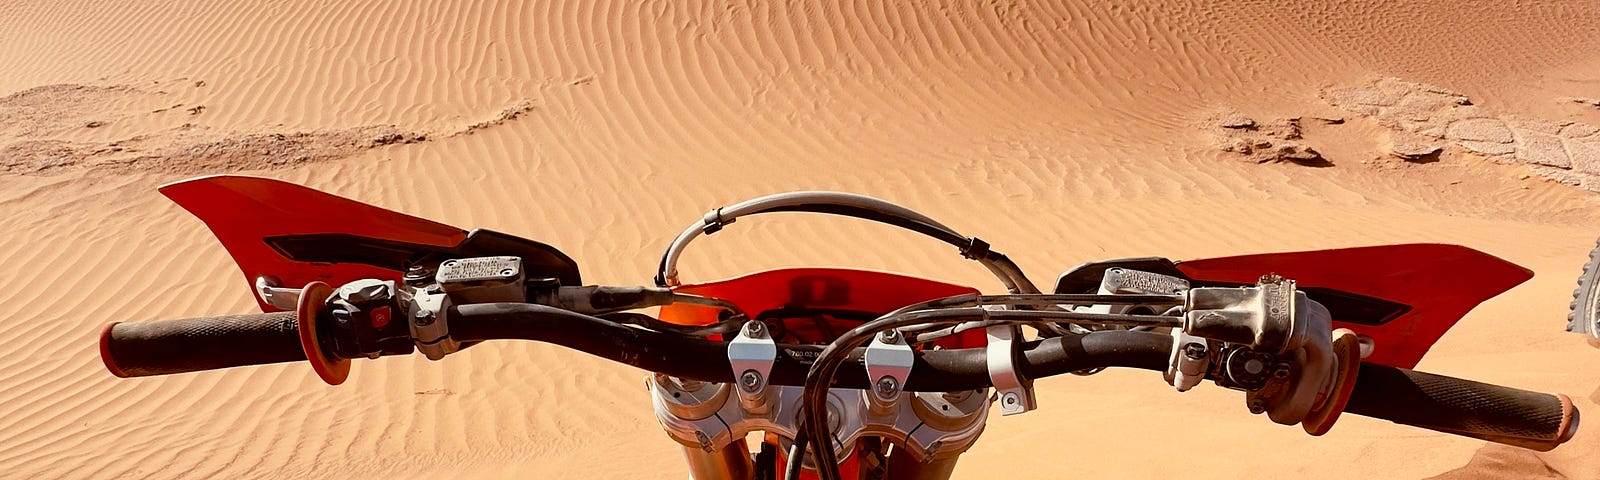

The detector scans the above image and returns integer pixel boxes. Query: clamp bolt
[745,321,766,338]
[739,370,762,393]
[1183,342,1207,360]
[879,329,900,344]
[414,309,436,326]
[1003,392,1020,406]
[695,431,713,452]
[875,376,900,397]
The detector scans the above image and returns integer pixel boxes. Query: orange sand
[4,1,1600,478]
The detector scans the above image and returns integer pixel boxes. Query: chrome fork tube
[681,439,753,480]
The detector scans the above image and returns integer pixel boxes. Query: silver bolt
[745,321,765,338]
[414,309,436,326]
[695,431,713,452]
[1183,342,1207,360]
[739,370,762,392]
[875,376,899,397]
[879,329,900,344]
[1003,392,1020,406]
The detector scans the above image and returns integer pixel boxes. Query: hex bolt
[695,431,713,452]
[1247,399,1267,414]
[879,329,900,344]
[924,441,943,462]
[1182,342,1207,360]
[739,370,762,393]
[1003,392,1020,406]
[875,376,899,397]
[414,309,436,326]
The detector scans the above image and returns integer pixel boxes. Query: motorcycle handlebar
[96,303,1173,389]
[97,303,1580,451]
[1343,362,1579,452]
[100,312,305,378]
[448,303,1172,390]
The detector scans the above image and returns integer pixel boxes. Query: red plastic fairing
[160,175,467,312]
[1177,244,1532,369]
[662,268,984,347]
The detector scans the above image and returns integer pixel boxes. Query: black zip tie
[960,237,990,260]
[701,208,734,235]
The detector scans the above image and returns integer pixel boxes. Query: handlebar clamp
[728,321,777,414]
[986,322,1036,416]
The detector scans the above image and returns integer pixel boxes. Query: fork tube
[682,438,753,480]
[887,451,961,480]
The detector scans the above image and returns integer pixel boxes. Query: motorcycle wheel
[1568,237,1600,346]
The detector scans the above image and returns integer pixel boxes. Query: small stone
[1219,112,1257,129]
[371,133,405,146]
[1275,144,1328,166]
[84,121,104,128]
[1390,132,1443,162]
[1572,97,1600,107]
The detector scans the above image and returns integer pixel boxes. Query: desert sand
[4,1,1600,478]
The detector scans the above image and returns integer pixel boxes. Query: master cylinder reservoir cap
[436,256,526,303]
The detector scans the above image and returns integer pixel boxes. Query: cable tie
[960,237,991,260]
[701,208,735,235]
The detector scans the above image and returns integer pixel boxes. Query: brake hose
[653,191,1042,294]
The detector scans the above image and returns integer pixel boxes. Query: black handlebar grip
[100,312,308,378]
[1343,362,1579,451]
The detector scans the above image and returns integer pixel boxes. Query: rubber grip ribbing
[1344,362,1579,451]
[100,312,307,377]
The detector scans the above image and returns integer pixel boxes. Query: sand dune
[4,0,1600,478]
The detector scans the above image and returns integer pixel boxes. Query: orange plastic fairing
[663,268,984,347]
[160,175,467,312]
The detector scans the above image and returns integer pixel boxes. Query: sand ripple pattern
[2,1,1600,479]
